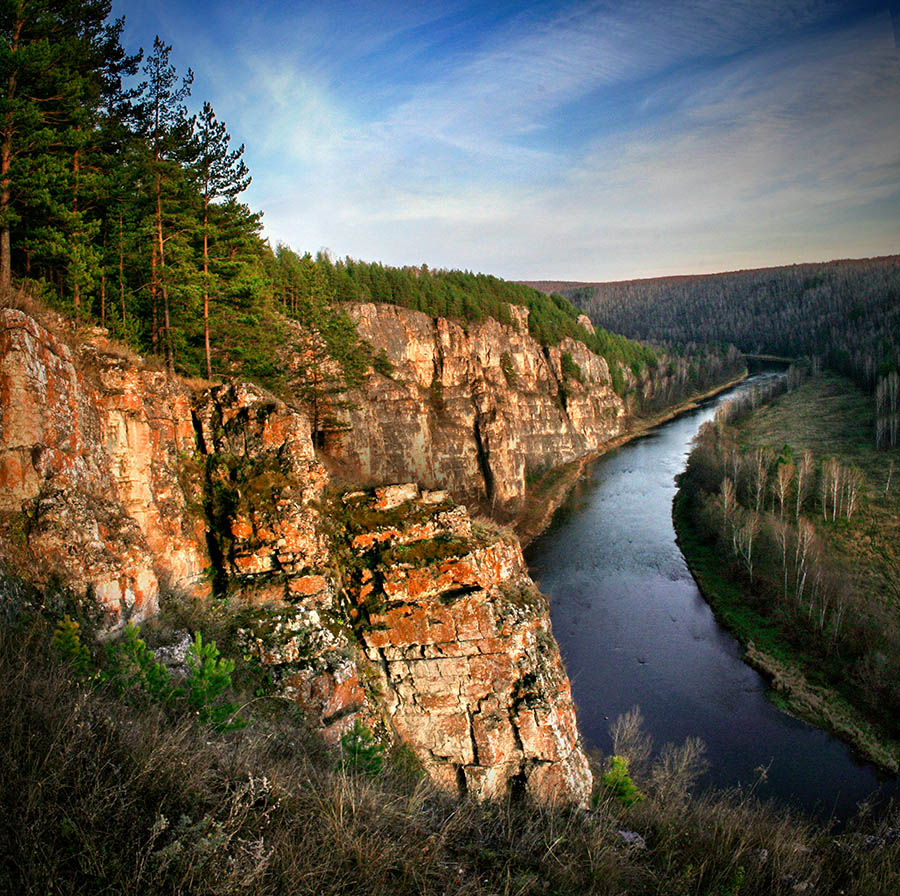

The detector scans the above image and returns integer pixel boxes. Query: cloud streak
[115,0,900,279]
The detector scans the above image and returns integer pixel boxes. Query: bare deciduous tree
[774,461,795,519]
[733,511,760,582]
[795,449,814,520]
[719,476,737,535]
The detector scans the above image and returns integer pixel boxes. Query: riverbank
[672,489,899,774]
[670,371,900,774]
[515,371,749,546]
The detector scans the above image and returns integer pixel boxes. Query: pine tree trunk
[119,212,126,325]
[203,198,211,379]
[157,187,173,373]
[150,235,158,348]
[1,141,11,291]
[0,225,9,291]
[72,148,80,312]
[1,21,21,292]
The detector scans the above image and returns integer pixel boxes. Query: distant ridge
[518,253,900,294]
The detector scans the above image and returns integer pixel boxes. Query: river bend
[525,375,898,819]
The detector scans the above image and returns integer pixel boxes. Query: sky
[112,0,900,282]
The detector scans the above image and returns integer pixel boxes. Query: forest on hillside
[556,257,900,446]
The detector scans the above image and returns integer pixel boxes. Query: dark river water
[525,374,898,821]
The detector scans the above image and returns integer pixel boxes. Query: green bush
[340,720,385,777]
[50,616,93,678]
[601,755,643,807]
[183,631,245,731]
[560,351,585,384]
[105,624,177,704]
[500,351,518,386]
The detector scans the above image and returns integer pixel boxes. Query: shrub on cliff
[601,756,643,807]
[51,619,244,731]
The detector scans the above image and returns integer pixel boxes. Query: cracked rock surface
[1,307,591,805]
[336,302,627,516]
[340,485,592,805]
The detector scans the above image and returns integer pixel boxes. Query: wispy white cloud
[115,0,900,278]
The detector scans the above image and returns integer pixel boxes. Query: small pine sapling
[51,615,94,677]
[601,755,644,807]
[184,632,245,730]
[105,624,177,703]
[340,720,385,777]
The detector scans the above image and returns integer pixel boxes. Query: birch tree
[774,460,794,520]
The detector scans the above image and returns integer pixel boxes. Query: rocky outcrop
[334,303,626,515]
[339,485,591,804]
[0,308,203,625]
[0,305,592,805]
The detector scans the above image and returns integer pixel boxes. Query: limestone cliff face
[336,302,627,514]
[339,484,591,803]
[0,305,591,805]
[0,308,205,624]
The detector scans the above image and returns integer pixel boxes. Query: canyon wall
[336,303,627,515]
[0,305,591,806]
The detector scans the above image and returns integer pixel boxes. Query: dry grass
[0,283,163,375]
[3,603,900,896]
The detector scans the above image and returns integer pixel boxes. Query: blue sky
[113,0,900,281]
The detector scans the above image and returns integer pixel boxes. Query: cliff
[333,302,627,516]
[0,304,590,806]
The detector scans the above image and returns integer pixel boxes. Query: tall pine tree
[135,36,193,371]
[1,0,129,292]
[188,101,250,378]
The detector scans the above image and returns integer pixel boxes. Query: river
[525,374,898,820]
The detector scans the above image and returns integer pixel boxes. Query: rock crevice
[337,302,627,515]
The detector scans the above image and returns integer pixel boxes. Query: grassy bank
[673,373,900,772]
[673,490,899,772]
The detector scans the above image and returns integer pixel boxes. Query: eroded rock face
[92,348,209,602]
[340,486,592,805]
[1,309,164,625]
[192,381,373,743]
[336,302,627,515]
[0,306,592,804]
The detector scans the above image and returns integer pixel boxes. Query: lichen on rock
[336,484,592,805]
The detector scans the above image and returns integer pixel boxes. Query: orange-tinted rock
[337,302,627,515]
[0,309,162,628]
[1,306,591,807]
[346,489,592,806]
[288,574,328,597]
[281,659,372,745]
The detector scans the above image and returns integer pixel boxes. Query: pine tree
[188,101,250,378]
[135,36,193,371]
[0,0,130,292]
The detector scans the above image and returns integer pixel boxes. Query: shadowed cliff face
[336,303,627,515]
[0,305,591,806]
